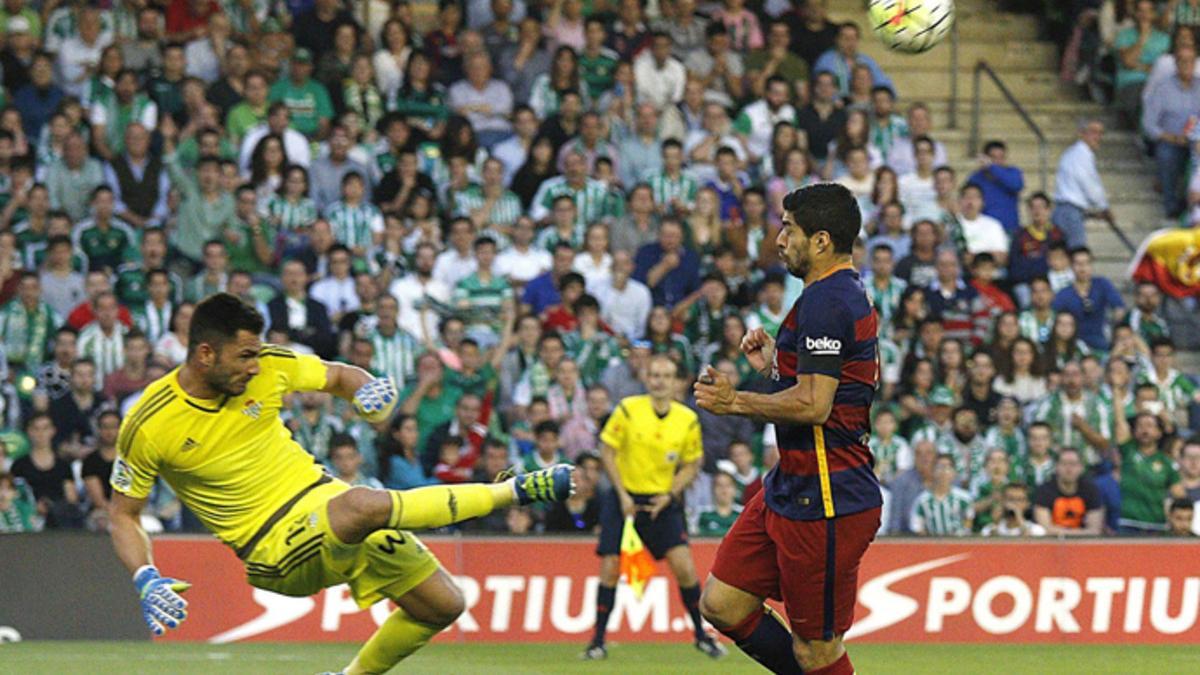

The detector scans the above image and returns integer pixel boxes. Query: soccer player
[584,354,726,661]
[107,293,573,674]
[694,183,881,675]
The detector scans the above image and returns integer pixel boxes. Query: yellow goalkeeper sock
[386,483,513,531]
[344,607,443,675]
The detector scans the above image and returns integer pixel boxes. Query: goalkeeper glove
[352,377,398,423]
[133,565,190,636]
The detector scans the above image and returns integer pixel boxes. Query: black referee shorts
[596,488,688,560]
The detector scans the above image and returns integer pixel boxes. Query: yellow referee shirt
[599,395,702,495]
[111,346,330,550]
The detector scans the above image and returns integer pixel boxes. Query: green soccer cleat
[512,463,575,505]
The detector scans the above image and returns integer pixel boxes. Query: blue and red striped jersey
[763,263,883,521]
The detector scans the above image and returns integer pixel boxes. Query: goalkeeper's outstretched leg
[325,464,575,675]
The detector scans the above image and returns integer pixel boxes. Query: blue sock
[718,606,803,674]
[592,584,617,646]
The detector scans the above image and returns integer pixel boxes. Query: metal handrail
[969,60,1048,192]
[947,16,959,129]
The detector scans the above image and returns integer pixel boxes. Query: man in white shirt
[238,103,313,172]
[496,217,551,284]
[956,184,1009,268]
[1051,119,1113,249]
[56,7,112,99]
[733,76,796,163]
[447,51,514,148]
[390,242,451,342]
[592,250,652,340]
[432,217,479,289]
[634,31,687,111]
[898,136,939,225]
[309,245,360,323]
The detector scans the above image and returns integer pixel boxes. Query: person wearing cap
[269,47,334,140]
[909,384,957,447]
[0,14,37,93]
[1,0,42,41]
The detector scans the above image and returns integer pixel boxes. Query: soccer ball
[867,0,955,54]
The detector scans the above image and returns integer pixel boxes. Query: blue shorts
[596,488,688,560]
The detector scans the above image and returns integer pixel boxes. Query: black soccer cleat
[695,633,728,659]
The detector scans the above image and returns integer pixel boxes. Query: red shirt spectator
[165,0,221,41]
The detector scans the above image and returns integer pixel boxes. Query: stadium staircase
[827,0,1200,370]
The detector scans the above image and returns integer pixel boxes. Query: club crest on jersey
[111,457,132,491]
[805,336,841,355]
[242,398,263,419]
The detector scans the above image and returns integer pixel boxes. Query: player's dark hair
[188,292,265,358]
[781,183,860,255]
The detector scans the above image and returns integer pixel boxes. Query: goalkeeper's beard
[206,364,252,396]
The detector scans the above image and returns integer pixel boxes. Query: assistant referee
[584,353,725,660]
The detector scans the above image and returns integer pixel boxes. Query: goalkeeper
[108,293,573,675]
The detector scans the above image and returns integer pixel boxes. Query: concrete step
[893,69,1073,101]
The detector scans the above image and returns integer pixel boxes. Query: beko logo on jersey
[806,336,842,354]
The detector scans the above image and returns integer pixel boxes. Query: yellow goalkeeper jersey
[599,395,702,495]
[111,345,330,551]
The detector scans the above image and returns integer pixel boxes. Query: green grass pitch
[2,641,1198,674]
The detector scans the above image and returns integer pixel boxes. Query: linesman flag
[1130,227,1200,298]
[619,517,656,599]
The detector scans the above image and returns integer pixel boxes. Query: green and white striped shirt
[453,185,524,228]
[1136,367,1198,417]
[868,434,911,484]
[644,170,698,214]
[535,223,584,252]
[452,273,513,330]
[369,327,421,389]
[266,195,319,232]
[132,301,173,344]
[325,200,384,251]
[982,425,1028,463]
[530,176,617,226]
[910,488,975,536]
[935,433,991,487]
[1032,391,1111,466]
[78,322,128,385]
[866,276,907,331]
[1018,309,1055,344]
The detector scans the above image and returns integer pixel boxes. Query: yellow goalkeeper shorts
[241,479,440,608]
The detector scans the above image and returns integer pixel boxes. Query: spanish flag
[1130,228,1200,298]
[619,517,656,599]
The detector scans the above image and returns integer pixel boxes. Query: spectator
[1168,499,1196,536]
[377,414,438,490]
[448,51,514,149]
[544,451,601,532]
[813,22,894,98]
[1138,337,1199,427]
[734,76,796,164]
[1142,42,1200,217]
[887,103,948,176]
[0,470,41,533]
[266,260,335,359]
[633,219,701,308]
[329,433,384,489]
[1116,412,1185,534]
[1126,282,1171,344]
[1051,119,1112,249]
[895,219,941,288]
[524,419,568,471]
[967,141,1025,234]
[1033,446,1105,535]
[795,71,846,164]
[1114,0,1170,126]
[1052,246,1125,352]
[887,439,935,533]
[421,392,487,474]
[927,249,989,347]
[686,24,745,110]
[13,52,62,140]
[9,413,79,528]
[695,471,743,537]
[269,48,334,141]
[38,235,85,319]
[952,184,1010,269]
[980,483,1046,536]
[898,137,939,222]
[44,133,105,223]
[910,453,974,536]
[746,20,808,102]
[0,272,58,370]
[634,31,686,111]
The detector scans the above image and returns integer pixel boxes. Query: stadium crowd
[0,0,1198,542]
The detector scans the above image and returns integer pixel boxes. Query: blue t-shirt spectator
[967,162,1025,233]
[521,271,562,316]
[1052,276,1124,351]
[633,231,701,308]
